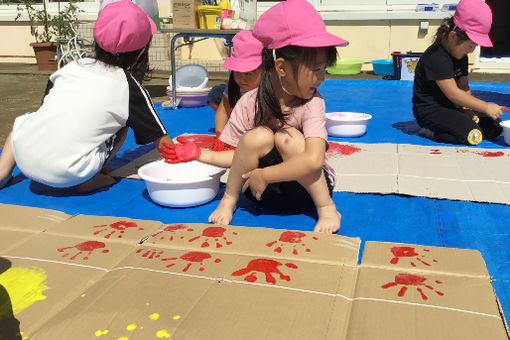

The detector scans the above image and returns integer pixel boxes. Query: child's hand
[159,141,201,163]
[463,108,480,124]
[211,131,235,151]
[485,103,503,120]
[241,168,267,200]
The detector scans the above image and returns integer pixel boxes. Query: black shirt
[412,44,468,117]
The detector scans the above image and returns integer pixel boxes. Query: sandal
[0,174,12,189]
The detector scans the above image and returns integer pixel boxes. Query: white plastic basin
[500,120,510,145]
[138,160,226,208]
[326,112,372,138]
[168,64,209,90]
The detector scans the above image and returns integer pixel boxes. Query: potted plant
[13,0,82,70]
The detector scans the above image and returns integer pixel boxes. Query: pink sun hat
[223,30,263,72]
[453,0,493,47]
[253,0,348,50]
[94,0,157,53]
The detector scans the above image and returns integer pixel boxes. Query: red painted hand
[159,141,201,163]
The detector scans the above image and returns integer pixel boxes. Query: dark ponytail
[255,45,337,129]
[94,40,152,83]
[433,17,470,46]
[227,71,241,109]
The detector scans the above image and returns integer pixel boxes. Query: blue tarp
[1,79,509,321]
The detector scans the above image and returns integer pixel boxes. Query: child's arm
[214,96,232,134]
[242,137,325,193]
[159,140,235,168]
[437,78,502,119]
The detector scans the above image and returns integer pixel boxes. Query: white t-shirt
[11,58,166,188]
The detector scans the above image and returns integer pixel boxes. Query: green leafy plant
[14,0,82,43]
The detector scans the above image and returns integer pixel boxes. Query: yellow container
[197,5,222,29]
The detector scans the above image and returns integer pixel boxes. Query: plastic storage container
[327,59,364,75]
[197,5,222,29]
[371,59,394,76]
[500,120,510,145]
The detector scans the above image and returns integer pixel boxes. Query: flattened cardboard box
[0,205,508,339]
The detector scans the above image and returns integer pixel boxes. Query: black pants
[415,107,502,145]
[244,147,334,212]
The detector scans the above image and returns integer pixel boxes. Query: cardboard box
[0,204,508,339]
[172,0,200,29]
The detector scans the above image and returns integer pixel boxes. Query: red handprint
[188,226,237,248]
[390,246,437,267]
[58,241,109,260]
[162,251,221,272]
[151,224,194,242]
[93,221,143,239]
[265,231,318,255]
[382,273,444,300]
[232,258,298,284]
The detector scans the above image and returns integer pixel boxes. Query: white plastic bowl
[138,160,226,208]
[169,64,209,90]
[499,120,510,145]
[326,112,373,137]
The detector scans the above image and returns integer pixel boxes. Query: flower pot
[30,42,57,71]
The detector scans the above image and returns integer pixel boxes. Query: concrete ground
[0,62,508,147]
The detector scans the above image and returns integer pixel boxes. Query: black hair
[255,45,337,129]
[433,17,470,46]
[227,71,241,109]
[94,40,152,83]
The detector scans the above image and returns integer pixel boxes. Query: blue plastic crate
[371,59,394,76]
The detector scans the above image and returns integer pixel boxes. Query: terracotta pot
[30,42,57,71]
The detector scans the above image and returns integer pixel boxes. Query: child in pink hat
[0,1,174,192]
[160,0,347,234]
[412,0,503,145]
[208,30,264,151]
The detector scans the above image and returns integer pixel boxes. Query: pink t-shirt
[220,88,336,185]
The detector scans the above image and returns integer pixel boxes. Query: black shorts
[414,107,502,145]
[244,147,334,212]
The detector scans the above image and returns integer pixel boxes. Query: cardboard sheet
[0,204,508,339]
[328,142,510,205]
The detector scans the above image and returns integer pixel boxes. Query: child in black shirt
[412,0,503,145]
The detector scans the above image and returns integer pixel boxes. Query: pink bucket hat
[223,30,263,72]
[94,0,157,53]
[253,0,348,50]
[453,0,493,47]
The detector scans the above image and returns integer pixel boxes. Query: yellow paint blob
[126,324,137,331]
[81,294,86,297]
[145,302,150,306]
[0,267,48,316]
[149,313,160,320]
[156,329,171,338]
[172,315,181,320]
[95,329,109,336]
[118,337,128,340]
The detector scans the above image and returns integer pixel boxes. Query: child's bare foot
[75,173,116,193]
[208,193,237,225]
[313,203,341,233]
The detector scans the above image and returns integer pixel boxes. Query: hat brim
[291,32,349,48]
[148,16,157,34]
[223,57,262,73]
[466,31,493,47]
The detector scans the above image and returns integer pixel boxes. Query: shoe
[0,174,12,189]
[418,128,435,140]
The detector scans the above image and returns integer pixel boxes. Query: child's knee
[240,126,274,149]
[275,127,304,155]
